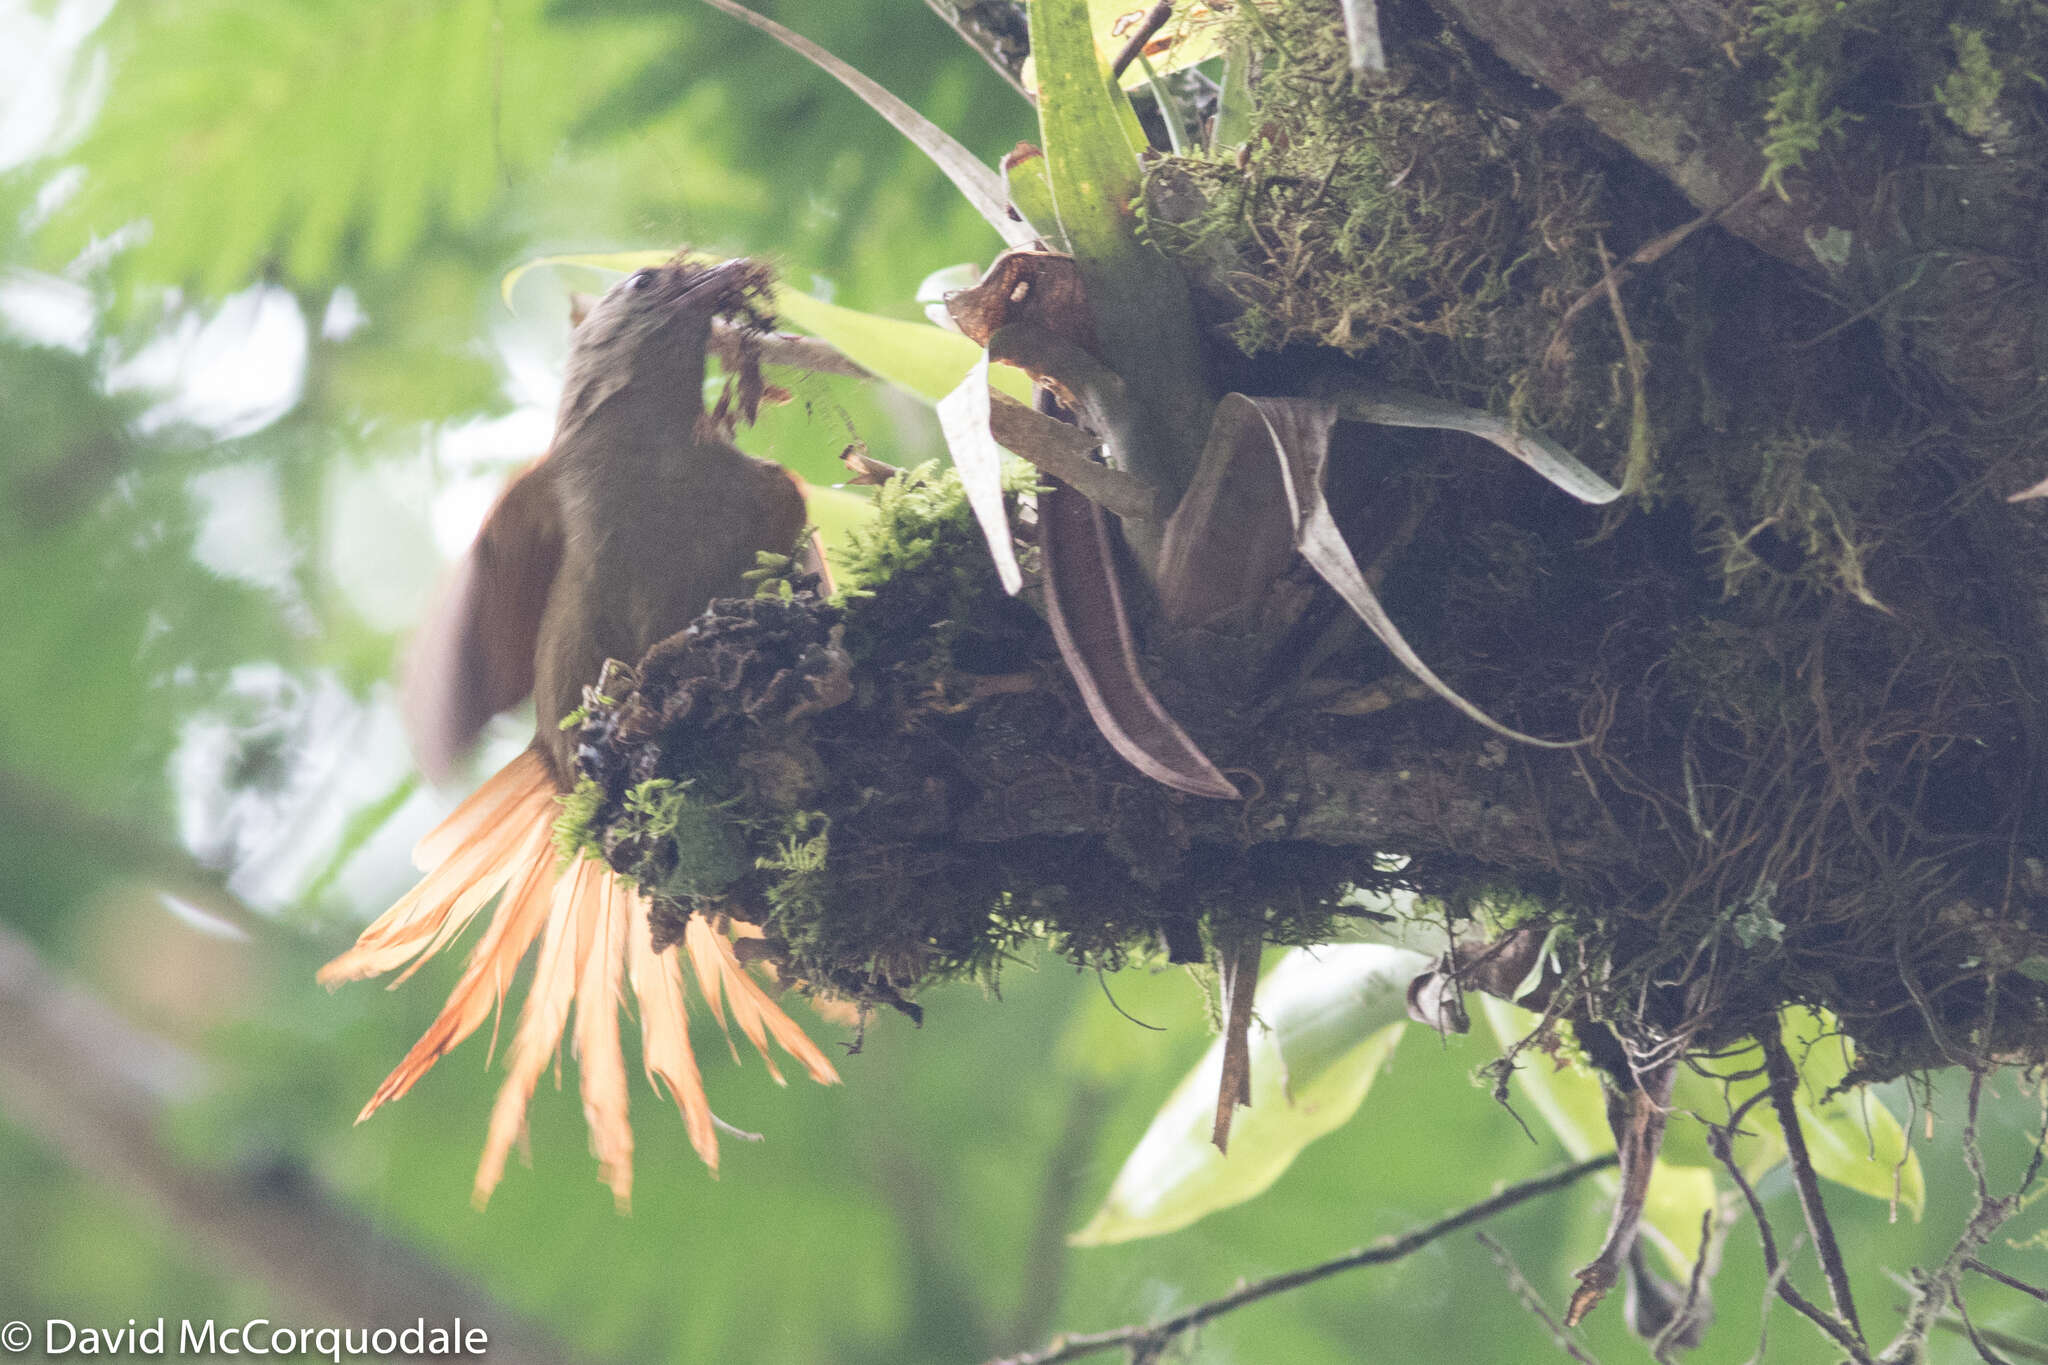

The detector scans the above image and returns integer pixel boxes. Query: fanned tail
[684,914,841,1087]
[321,746,838,1206]
[316,749,559,988]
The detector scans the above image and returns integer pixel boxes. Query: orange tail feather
[323,747,837,1204]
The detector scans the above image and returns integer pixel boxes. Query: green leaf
[1659,1009,1922,1217]
[1003,150,1068,252]
[1482,999,1924,1280]
[1782,1008,1926,1218]
[1213,42,1255,154]
[696,0,1031,248]
[1029,0,1213,504]
[775,288,1031,405]
[46,0,655,293]
[1070,944,1425,1244]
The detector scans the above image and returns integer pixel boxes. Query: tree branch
[1881,1073,2048,1361]
[1475,1230,1603,1364]
[1758,1027,1866,1351]
[1707,1096,1867,1360]
[1418,0,1841,274]
[984,1154,1617,1365]
[0,923,576,1364]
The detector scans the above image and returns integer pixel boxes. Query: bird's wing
[403,459,564,783]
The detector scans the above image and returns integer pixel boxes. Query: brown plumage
[321,259,838,1208]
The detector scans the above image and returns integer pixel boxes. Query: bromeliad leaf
[1183,393,1586,748]
[1002,145,1069,252]
[1039,481,1239,800]
[1080,0,1244,90]
[1339,0,1388,78]
[697,0,1034,249]
[937,354,1025,596]
[1071,944,1427,1245]
[1030,0,1213,504]
[935,345,1155,591]
[774,288,1033,405]
[1331,383,1623,506]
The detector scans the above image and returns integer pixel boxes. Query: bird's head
[556,256,771,434]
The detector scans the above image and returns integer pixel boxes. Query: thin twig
[1475,1230,1603,1364]
[983,1154,1617,1365]
[1741,1237,1802,1365]
[1951,1281,2017,1365]
[1709,1106,1867,1359]
[1648,1210,1717,1363]
[1109,2,1173,81]
[1934,1317,2048,1364]
[1540,187,1764,378]
[1882,1074,2048,1360]
[1759,1026,1867,1350]
[1967,1259,2048,1304]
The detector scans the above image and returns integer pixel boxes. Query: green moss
[755,810,831,923]
[1746,0,1880,194]
[836,460,1034,600]
[1139,0,1612,437]
[1935,24,2005,141]
[1744,0,2043,195]
[623,779,749,902]
[551,777,608,866]
[1696,431,1893,611]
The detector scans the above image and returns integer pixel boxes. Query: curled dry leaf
[1039,478,1241,801]
[1405,968,1470,1036]
[1568,1060,1679,1327]
[839,444,901,486]
[946,249,1097,349]
[1331,383,1622,507]
[945,246,1232,801]
[1404,929,1553,1036]
[987,393,1158,519]
[1212,926,1264,1152]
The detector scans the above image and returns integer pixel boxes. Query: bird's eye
[624,268,658,293]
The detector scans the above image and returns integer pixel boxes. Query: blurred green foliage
[3,1,2047,1361]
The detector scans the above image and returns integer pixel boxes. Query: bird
[319,257,839,1209]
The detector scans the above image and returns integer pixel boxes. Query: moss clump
[1744,0,2044,186]
[1140,0,1610,422]
[553,3,2048,1080]
[551,778,607,866]
[558,463,1380,1008]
